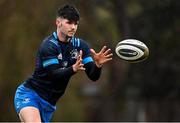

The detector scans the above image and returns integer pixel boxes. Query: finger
[104,49,111,56]
[77,50,83,60]
[105,53,113,58]
[79,50,83,57]
[76,55,81,61]
[103,58,113,63]
[79,64,85,70]
[77,51,83,61]
[100,46,107,54]
[76,57,83,65]
[79,63,84,67]
[79,67,86,71]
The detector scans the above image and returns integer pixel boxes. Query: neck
[56,29,71,42]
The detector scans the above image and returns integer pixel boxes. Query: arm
[84,46,113,81]
[46,64,75,80]
[84,62,102,81]
[44,46,112,81]
[45,50,85,80]
[90,46,113,68]
[40,40,79,80]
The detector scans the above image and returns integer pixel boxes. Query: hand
[90,46,113,68]
[72,50,86,72]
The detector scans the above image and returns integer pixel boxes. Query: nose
[71,24,76,29]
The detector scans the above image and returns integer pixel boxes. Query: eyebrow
[66,20,79,24]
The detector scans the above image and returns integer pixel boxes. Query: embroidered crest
[70,49,79,59]
[22,98,30,104]
[58,53,62,60]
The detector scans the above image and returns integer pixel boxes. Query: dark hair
[57,4,80,22]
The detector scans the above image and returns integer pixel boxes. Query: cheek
[74,26,78,31]
[58,23,65,30]
[61,25,69,34]
[56,20,61,27]
[63,25,69,32]
[57,23,61,29]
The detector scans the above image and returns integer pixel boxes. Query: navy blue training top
[24,32,101,105]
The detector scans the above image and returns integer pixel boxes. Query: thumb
[90,49,96,56]
[77,50,83,60]
[79,50,83,57]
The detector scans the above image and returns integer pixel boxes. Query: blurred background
[0,0,180,122]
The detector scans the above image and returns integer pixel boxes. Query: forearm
[84,62,102,81]
[46,65,76,80]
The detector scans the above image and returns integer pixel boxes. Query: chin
[68,34,74,37]
[66,35,73,39]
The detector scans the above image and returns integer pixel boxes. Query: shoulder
[72,37,92,57]
[71,37,90,48]
[41,35,58,48]
[39,34,59,54]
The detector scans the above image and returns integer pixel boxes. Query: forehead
[57,17,79,23]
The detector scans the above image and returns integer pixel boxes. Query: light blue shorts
[14,84,56,122]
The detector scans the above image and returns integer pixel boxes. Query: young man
[14,4,113,122]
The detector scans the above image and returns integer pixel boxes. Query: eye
[67,21,72,24]
[74,22,78,25]
[67,21,78,25]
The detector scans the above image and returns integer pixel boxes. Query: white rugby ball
[115,39,149,63]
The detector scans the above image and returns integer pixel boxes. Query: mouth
[68,31,75,35]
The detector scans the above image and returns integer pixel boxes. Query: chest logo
[58,53,63,60]
[70,49,79,59]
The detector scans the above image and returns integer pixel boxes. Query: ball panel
[116,42,147,52]
[115,45,144,61]
[115,39,149,63]
[119,39,148,48]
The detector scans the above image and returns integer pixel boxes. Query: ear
[56,18,62,27]
[56,19,60,25]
